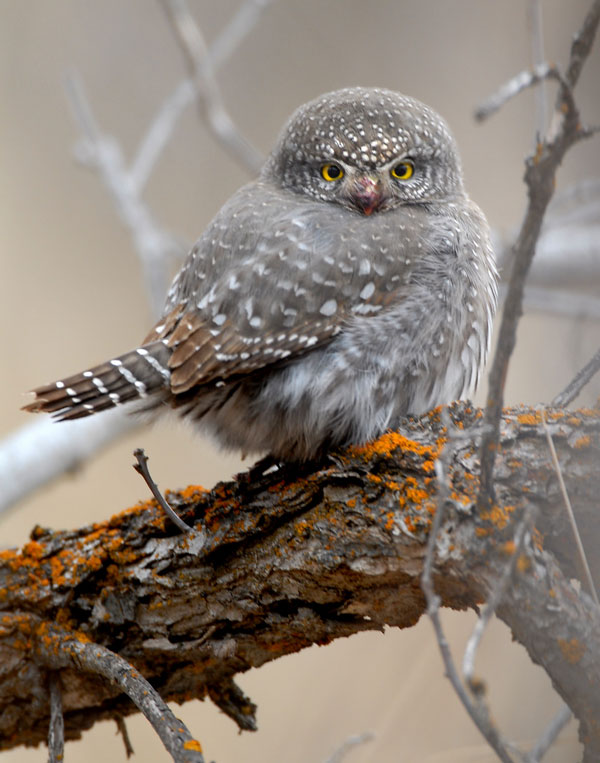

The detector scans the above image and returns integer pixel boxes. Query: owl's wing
[146,185,404,395]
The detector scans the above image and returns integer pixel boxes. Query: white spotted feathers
[25,87,497,461]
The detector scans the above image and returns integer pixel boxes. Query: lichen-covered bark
[0,403,599,754]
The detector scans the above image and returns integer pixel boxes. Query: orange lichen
[183,740,203,752]
[175,484,206,500]
[351,431,441,472]
[479,504,515,531]
[517,412,540,426]
[502,540,516,555]
[558,637,586,664]
[517,554,531,573]
[573,435,591,449]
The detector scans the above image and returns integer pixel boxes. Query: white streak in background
[0,410,138,518]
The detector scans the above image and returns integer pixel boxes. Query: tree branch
[477,0,600,512]
[1,403,598,757]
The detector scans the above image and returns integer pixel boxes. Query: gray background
[1,2,599,761]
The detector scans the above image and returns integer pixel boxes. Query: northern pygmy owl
[25,88,498,462]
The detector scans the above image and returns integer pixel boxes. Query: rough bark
[1,402,599,756]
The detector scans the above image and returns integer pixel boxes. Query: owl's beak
[351,175,384,215]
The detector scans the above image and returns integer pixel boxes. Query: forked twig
[34,619,205,763]
[525,703,572,763]
[161,0,264,174]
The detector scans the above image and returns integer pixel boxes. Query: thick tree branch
[1,403,598,758]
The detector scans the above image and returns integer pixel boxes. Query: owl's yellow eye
[321,163,344,182]
[390,161,414,180]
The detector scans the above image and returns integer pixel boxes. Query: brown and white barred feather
[24,341,172,421]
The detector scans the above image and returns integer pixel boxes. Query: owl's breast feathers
[152,183,496,402]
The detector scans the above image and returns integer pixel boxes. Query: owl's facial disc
[349,174,385,216]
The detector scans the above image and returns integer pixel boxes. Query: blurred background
[1,1,599,761]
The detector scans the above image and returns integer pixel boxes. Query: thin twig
[47,672,64,763]
[133,448,194,534]
[528,0,548,137]
[323,731,375,763]
[552,346,600,407]
[462,508,534,685]
[64,71,182,318]
[161,0,264,175]
[541,409,599,606]
[476,0,600,513]
[132,0,274,190]
[208,0,276,70]
[421,412,518,763]
[475,63,561,122]
[115,715,135,759]
[131,78,195,193]
[35,620,205,763]
[526,703,572,763]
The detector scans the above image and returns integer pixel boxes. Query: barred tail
[23,341,171,421]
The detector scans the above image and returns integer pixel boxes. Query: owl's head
[263,87,465,215]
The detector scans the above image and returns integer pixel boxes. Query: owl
[25,87,498,462]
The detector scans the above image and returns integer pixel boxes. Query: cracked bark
[1,402,599,758]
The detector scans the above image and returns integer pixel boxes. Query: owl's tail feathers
[23,341,172,421]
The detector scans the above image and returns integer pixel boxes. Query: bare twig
[477,0,600,512]
[422,412,518,763]
[115,715,135,759]
[541,408,599,606]
[1,2,277,517]
[475,63,562,122]
[208,0,276,70]
[47,672,64,763]
[552,346,600,407]
[161,0,264,175]
[133,448,194,534]
[133,0,274,189]
[34,619,205,763]
[528,0,548,136]
[462,508,533,685]
[131,78,195,193]
[64,71,182,318]
[526,703,572,763]
[323,731,375,763]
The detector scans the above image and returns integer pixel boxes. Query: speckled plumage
[25,88,498,461]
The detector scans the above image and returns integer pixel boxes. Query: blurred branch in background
[161,0,265,174]
[0,0,276,518]
[476,0,600,510]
